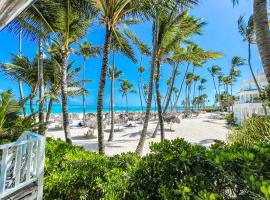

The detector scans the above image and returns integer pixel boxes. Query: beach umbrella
[0,0,36,31]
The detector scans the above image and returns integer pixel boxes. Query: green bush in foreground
[44,139,270,200]
[228,115,270,147]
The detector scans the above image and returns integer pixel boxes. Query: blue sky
[0,0,263,107]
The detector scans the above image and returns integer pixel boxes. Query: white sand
[46,113,230,156]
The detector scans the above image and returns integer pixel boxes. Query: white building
[233,73,269,124]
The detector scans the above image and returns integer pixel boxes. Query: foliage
[0,90,36,142]
[219,93,234,111]
[44,139,139,200]
[260,86,270,108]
[224,113,237,127]
[44,138,270,199]
[228,115,270,146]
[203,107,222,112]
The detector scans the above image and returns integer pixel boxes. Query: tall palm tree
[119,80,137,113]
[108,66,123,141]
[92,0,138,154]
[233,0,270,84]
[238,15,268,115]
[46,1,92,143]
[77,41,102,126]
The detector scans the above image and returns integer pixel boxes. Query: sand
[46,112,230,156]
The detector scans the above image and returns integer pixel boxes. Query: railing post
[36,136,45,200]
[0,148,8,194]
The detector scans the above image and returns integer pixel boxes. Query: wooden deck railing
[0,131,45,199]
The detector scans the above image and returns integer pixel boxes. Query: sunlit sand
[47,112,230,156]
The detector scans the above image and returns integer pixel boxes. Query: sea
[25,104,186,114]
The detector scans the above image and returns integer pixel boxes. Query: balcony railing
[0,131,45,199]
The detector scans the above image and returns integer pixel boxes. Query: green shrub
[203,107,222,112]
[44,139,270,199]
[224,113,237,126]
[44,139,138,200]
[228,115,270,146]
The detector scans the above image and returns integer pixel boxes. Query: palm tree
[222,76,232,94]
[119,80,136,113]
[192,75,200,109]
[46,1,92,143]
[233,0,270,84]
[208,65,221,104]
[1,55,38,120]
[93,0,137,154]
[230,56,244,96]
[124,28,151,113]
[77,41,102,126]
[44,53,89,131]
[108,66,123,141]
[185,72,195,111]
[238,15,268,115]
[173,44,223,109]
[238,16,262,91]
[218,72,224,95]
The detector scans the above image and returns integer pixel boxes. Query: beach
[46,112,230,156]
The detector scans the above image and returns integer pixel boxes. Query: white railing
[0,131,45,199]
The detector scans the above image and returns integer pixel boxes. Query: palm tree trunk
[152,64,178,138]
[38,38,45,135]
[253,0,270,84]
[247,42,268,115]
[155,61,164,141]
[60,50,72,144]
[212,76,218,105]
[126,94,128,113]
[192,81,197,110]
[153,90,157,112]
[82,58,86,126]
[46,99,53,126]
[108,77,114,141]
[136,16,158,156]
[18,81,26,117]
[138,57,144,112]
[18,26,27,117]
[173,63,190,109]
[29,96,35,120]
[97,24,112,154]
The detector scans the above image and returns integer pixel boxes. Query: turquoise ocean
[26,104,185,114]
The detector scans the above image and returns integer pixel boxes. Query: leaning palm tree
[77,41,102,126]
[119,80,137,113]
[108,66,123,141]
[233,0,270,84]
[92,0,138,154]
